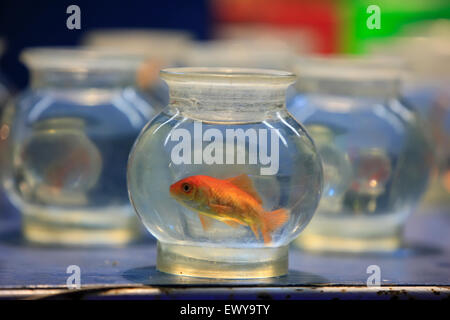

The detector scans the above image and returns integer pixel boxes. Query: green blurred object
[340,0,450,54]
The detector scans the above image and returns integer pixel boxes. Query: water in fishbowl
[6,88,153,245]
[128,110,322,277]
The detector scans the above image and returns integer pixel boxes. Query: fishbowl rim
[160,67,297,85]
[20,47,147,72]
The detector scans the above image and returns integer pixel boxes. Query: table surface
[0,195,449,300]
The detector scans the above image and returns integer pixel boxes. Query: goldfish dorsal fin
[226,174,262,204]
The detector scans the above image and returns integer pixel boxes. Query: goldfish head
[169,177,199,204]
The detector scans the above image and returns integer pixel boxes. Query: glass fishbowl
[128,68,323,278]
[2,48,157,245]
[288,57,433,253]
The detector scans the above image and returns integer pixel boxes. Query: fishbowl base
[22,211,140,246]
[157,242,288,279]
[295,233,402,254]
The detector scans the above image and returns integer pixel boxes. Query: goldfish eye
[181,183,192,193]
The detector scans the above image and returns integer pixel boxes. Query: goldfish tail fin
[261,208,290,244]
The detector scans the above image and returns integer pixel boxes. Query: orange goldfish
[169,174,289,244]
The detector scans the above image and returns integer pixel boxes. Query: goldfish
[169,174,289,244]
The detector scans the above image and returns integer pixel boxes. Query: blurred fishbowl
[0,38,13,212]
[82,28,193,108]
[370,20,450,209]
[182,39,295,71]
[2,48,157,245]
[288,56,433,253]
[214,24,318,54]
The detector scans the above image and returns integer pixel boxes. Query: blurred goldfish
[169,174,289,244]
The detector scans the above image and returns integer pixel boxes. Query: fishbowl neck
[160,67,296,122]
